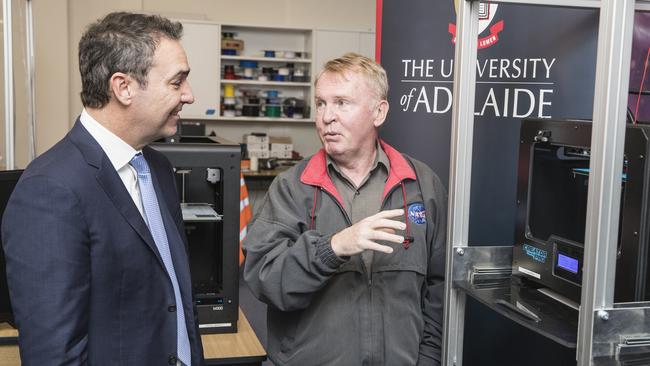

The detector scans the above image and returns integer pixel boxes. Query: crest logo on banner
[448,1,503,49]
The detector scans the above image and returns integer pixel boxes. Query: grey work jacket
[243,140,447,366]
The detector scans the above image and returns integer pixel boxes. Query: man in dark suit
[1,12,203,365]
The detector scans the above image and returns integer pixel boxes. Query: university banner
[378,2,599,365]
[629,13,650,122]
[378,1,598,249]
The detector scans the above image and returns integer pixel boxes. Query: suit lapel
[70,121,196,333]
[67,120,166,268]
[95,160,166,263]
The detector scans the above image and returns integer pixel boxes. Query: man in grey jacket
[243,53,447,366]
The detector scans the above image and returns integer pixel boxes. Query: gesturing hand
[330,209,406,257]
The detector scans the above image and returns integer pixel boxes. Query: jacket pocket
[373,216,428,275]
[268,308,302,363]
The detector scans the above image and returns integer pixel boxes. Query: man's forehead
[150,40,190,73]
[316,70,371,98]
[320,70,361,84]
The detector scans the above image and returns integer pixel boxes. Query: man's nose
[182,82,195,104]
[321,105,336,124]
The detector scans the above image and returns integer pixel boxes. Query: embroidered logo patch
[407,203,426,225]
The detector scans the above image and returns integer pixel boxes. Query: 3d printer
[513,118,650,304]
[151,135,241,333]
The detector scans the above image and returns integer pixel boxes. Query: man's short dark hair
[78,12,183,108]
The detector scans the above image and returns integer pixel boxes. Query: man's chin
[153,124,178,143]
[165,120,179,134]
[324,146,346,159]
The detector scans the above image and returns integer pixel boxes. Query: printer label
[518,266,541,279]
[523,244,547,263]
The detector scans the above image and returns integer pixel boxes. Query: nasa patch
[407,203,426,225]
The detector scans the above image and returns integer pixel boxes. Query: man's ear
[109,72,134,106]
[373,99,389,128]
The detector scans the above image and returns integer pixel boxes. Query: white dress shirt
[79,109,144,217]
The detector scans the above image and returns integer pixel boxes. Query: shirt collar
[376,143,390,175]
[326,141,390,177]
[79,109,140,171]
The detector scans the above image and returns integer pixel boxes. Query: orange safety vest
[239,173,253,265]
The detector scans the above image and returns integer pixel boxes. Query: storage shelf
[220,79,311,87]
[221,55,312,63]
[455,277,579,348]
[180,115,314,123]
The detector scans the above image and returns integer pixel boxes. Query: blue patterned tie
[130,153,191,365]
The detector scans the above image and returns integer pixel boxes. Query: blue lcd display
[557,254,579,274]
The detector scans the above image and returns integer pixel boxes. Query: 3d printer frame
[151,138,241,334]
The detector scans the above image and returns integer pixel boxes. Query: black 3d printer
[513,118,650,305]
[0,132,241,336]
[152,129,241,334]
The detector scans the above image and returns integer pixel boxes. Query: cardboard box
[247,142,269,151]
[269,136,293,153]
[270,150,293,159]
[269,136,292,144]
[270,143,293,152]
[248,150,270,158]
[244,134,269,144]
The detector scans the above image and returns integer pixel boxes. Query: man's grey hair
[315,52,388,100]
[78,12,183,108]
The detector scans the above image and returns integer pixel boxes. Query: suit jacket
[1,120,204,365]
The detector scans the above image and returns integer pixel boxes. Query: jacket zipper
[317,185,373,363]
[318,182,408,366]
[319,187,373,284]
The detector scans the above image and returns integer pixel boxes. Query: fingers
[369,229,404,244]
[360,209,407,252]
[373,218,406,232]
[331,209,408,257]
[364,241,394,254]
[361,229,403,254]
[372,208,404,220]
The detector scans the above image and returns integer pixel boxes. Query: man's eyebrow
[171,69,190,79]
[316,94,349,100]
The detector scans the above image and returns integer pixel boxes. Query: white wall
[2,0,375,167]
[142,0,375,31]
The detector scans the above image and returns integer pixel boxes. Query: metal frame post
[577,0,635,363]
[442,1,480,365]
[2,0,36,168]
[442,0,647,364]
[3,0,14,169]
[25,0,35,161]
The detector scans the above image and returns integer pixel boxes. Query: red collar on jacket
[300,140,417,207]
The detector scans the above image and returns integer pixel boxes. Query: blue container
[239,60,258,68]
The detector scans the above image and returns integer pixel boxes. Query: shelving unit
[179,22,314,121]
[221,55,312,64]
[177,20,374,157]
[211,116,312,123]
[219,80,311,87]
